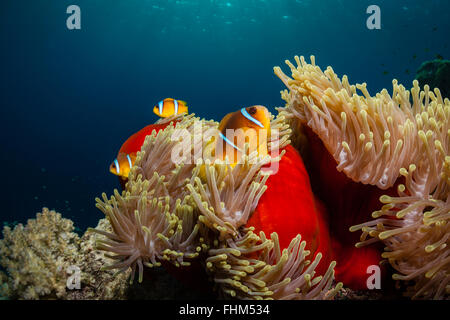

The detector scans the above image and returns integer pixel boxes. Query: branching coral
[275,55,449,299]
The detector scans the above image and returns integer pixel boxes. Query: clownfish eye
[247,106,257,115]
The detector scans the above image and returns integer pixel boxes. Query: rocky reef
[416,58,450,100]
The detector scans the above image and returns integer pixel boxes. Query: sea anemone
[185,114,340,299]
[92,116,216,282]
[275,55,449,299]
[93,107,341,299]
[206,229,340,300]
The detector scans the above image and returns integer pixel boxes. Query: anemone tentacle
[276,55,450,299]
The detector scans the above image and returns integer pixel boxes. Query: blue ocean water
[0,0,449,231]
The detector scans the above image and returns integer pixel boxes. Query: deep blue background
[1,0,449,231]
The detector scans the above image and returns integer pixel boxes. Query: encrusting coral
[274,55,449,299]
[0,208,129,299]
[0,207,81,299]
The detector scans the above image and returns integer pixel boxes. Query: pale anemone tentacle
[350,98,449,299]
[188,138,341,299]
[129,113,218,188]
[274,55,422,190]
[91,115,217,283]
[187,143,282,239]
[269,112,292,152]
[155,112,187,125]
[275,55,449,299]
[92,171,203,283]
[94,107,341,299]
[206,228,342,300]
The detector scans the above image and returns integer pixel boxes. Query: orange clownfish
[214,105,271,165]
[153,98,188,118]
[109,122,177,188]
[109,152,137,179]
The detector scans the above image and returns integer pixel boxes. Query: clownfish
[153,98,188,118]
[214,105,271,165]
[109,122,178,188]
[109,152,137,179]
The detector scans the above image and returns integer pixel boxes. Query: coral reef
[416,59,450,100]
[4,56,447,300]
[275,55,449,299]
[0,207,81,299]
[65,218,131,299]
[0,208,129,299]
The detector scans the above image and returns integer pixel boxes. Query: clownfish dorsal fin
[218,112,235,133]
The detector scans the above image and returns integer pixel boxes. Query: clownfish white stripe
[240,108,264,128]
[126,154,133,168]
[114,159,120,174]
[158,101,164,115]
[174,99,179,114]
[219,132,242,152]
